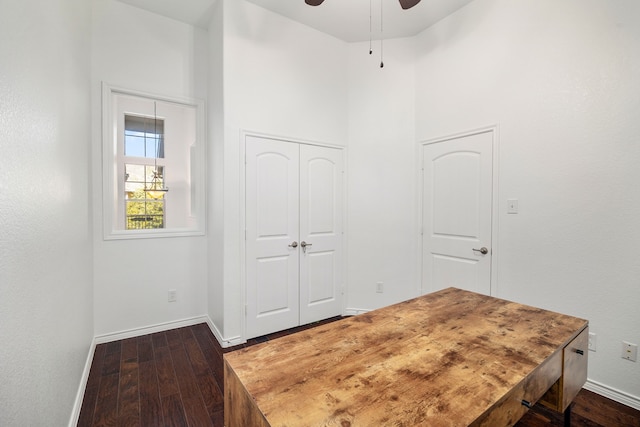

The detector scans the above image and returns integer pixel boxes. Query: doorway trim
[417,125,500,296]
[239,130,347,340]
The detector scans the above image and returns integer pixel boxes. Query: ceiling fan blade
[398,0,421,9]
[305,0,325,5]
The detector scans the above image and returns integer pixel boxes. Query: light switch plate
[507,199,519,214]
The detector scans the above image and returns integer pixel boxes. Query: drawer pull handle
[521,399,532,409]
[575,349,584,355]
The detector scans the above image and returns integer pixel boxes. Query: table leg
[564,403,572,427]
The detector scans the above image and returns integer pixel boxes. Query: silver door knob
[288,241,298,248]
[473,247,489,255]
[300,241,312,253]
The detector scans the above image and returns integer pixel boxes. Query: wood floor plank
[161,393,189,427]
[170,335,215,425]
[210,409,224,427]
[192,327,224,387]
[138,360,163,426]
[169,342,201,400]
[101,339,123,377]
[120,338,137,363]
[195,371,224,416]
[77,385,99,427]
[182,396,214,427]
[137,335,153,363]
[105,340,122,355]
[154,345,180,397]
[184,335,210,377]
[165,328,184,349]
[78,344,108,426]
[117,359,140,427]
[87,344,107,389]
[152,331,168,349]
[91,373,119,427]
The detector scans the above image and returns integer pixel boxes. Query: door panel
[299,144,343,324]
[306,251,335,303]
[432,254,484,295]
[246,136,300,338]
[256,256,294,316]
[422,131,493,295]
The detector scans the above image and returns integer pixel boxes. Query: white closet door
[299,144,343,324]
[245,136,300,339]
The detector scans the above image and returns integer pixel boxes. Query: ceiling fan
[305,0,421,9]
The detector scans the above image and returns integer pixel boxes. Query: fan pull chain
[369,0,373,54]
[380,0,384,68]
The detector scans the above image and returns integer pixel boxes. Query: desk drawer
[473,350,562,427]
[561,326,589,410]
[540,326,589,412]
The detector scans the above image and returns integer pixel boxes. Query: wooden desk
[224,288,588,427]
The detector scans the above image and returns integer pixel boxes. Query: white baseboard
[94,315,209,344]
[344,307,371,316]
[206,317,245,348]
[68,337,97,427]
[584,379,640,411]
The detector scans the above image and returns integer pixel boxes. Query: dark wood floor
[78,320,640,426]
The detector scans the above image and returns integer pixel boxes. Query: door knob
[300,241,312,253]
[473,247,489,255]
[288,241,298,248]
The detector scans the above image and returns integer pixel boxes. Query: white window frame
[102,83,206,240]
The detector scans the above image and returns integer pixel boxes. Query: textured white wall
[211,0,349,342]
[346,38,419,312]
[0,0,93,425]
[91,0,209,336]
[415,0,640,402]
[207,0,226,339]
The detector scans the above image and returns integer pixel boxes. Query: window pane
[145,136,164,159]
[124,133,146,157]
[126,200,164,230]
[125,182,144,199]
[125,164,145,183]
[124,115,164,159]
[145,165,164,183]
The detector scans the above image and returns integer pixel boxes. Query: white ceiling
[245,0,474,42]
[117,0,474,42]
[117,0,220,28]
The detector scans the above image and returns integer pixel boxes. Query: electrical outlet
[622,342,638,362]
[588,332,596,352]
[376,282,384,293]
[168,289,177,302]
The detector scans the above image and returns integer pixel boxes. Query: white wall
[0,0,93,425]
[346,38,419,312]
[210,0,349,342]
[415,0,640,402]
[91,0,209,336]
[207,0,226,339]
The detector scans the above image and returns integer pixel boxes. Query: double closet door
[245,135,344,339]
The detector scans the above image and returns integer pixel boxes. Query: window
[102,84,205,239]
[124,115,165,230]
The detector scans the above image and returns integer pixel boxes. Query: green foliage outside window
[125,164,165,230]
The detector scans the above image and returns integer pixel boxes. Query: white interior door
[422,130,493,295]
[245,136,300,339]
[246,136,344,339]
[299,144,343,324]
